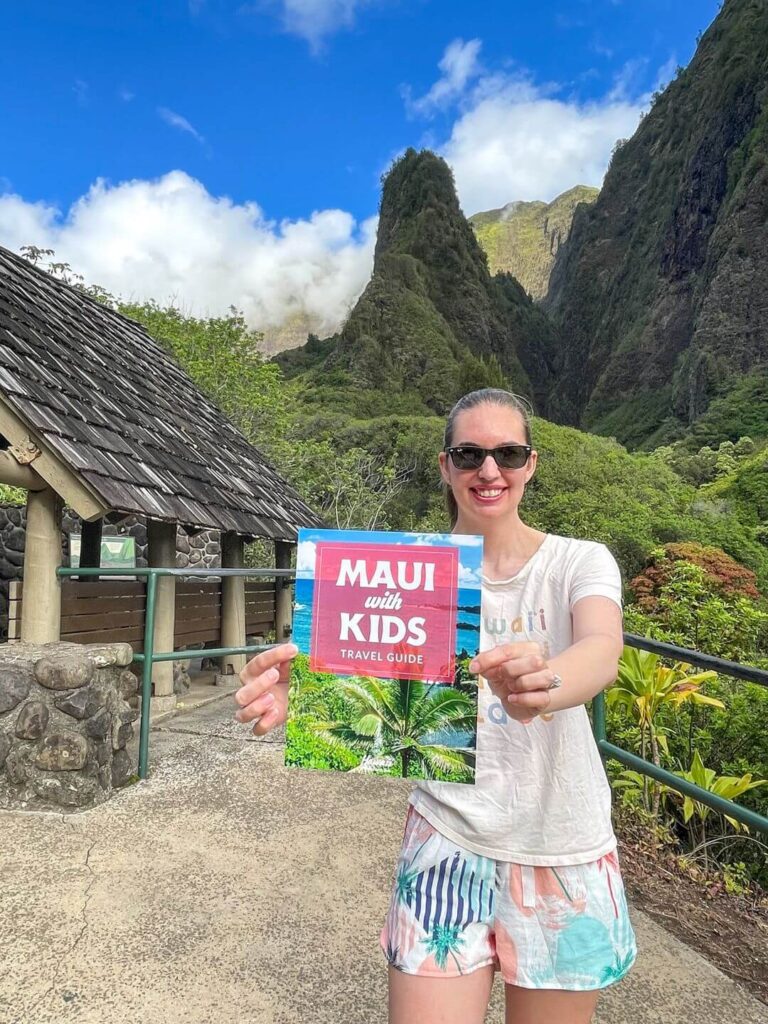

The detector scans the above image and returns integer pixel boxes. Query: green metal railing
[58,565,294,779]
[593,632,768,834]
[57,567,768,834]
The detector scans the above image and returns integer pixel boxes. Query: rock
[98,766,111,790]
[0,732,11,768]
[116,669,139,700]
[5,547,24,567]
[15,701,49,740]
[36,732,88,771]
[111,749,134,788]
[5,745,32,785]
[85,710,111,740]
[34,651,94,691]
[85,643,134,668]
[94,740,111,766]
[4,526,26,552]
[111,709,138,751]
[0,669,31,713]
[173,663,191,695]
[32,774,99,808]
[54,686,103,721]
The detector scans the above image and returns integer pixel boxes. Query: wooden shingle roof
[0,245,321,541]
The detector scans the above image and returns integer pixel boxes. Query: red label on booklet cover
[310,541,458,682]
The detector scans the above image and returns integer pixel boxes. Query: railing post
[138,571,158,780]
[593,690,607,749]
[78,517,103,580]
[274,541,293,641]
[220,532,246,676]
[147,519,176,710]
[21,487,62,642]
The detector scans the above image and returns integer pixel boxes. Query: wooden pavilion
[0,245,321,709]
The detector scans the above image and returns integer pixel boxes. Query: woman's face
[438,403,537,528]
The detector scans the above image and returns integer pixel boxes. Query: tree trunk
[650,729,661,820]
[401,749,411,778]
[641,729,651,813]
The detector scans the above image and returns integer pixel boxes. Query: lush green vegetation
[608,547,768,886]
[286,654,476,781]
[470,185,598,300]
[544,0,768,449]
[277,149,560,417]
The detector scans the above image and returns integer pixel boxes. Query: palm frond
[412,742,476,778]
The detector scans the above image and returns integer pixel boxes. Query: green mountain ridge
[278,148,560,416]
[469,186,599,300]
[278,0,768,464]
[544,0,768,449]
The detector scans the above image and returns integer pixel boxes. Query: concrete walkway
[2,693,766,1024]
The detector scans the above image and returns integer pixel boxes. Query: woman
[235,388,636,1024]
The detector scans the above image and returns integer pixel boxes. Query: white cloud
[397,42,677,214]
[296,539,317,576]
[606,58,648,102]
[0,171,376,337]
[405,39,483,117]
[458,562,482,587]
[404,48,652,214]
[276,0,371,50]
[158,107,206,145]
[443,84,643,214]
[408,531,482,549]
[652,55,678,95]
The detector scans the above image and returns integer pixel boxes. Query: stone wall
[0,641,140,811]
[0,504,222,640]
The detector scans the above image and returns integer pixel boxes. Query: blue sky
[0,0,721,338]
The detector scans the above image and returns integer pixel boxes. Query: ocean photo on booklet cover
[286,528,483,782]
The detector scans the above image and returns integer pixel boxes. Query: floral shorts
[380,807,637,990]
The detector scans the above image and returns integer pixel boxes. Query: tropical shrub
[608,646,721,815]
[285,716,361,771]
[628,543,761,610]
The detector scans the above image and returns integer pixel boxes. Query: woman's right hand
[234,642,298,736]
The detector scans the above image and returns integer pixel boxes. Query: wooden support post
[274,540,294,642]
[220,532,245,676]
[147,519,176,709]
[78,518,102,580]
[21,487,62,643]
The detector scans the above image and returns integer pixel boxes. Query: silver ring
[548,673,562,690]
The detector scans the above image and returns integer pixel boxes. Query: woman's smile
[470,485,508,504]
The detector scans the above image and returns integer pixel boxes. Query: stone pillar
[78,518,103,579]
[21,488,62,644]
[147,519,176,710]
[0,640,139,810]
[274,540,294,642]
[219,532,245,676]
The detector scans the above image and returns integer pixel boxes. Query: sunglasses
[445,444,532,470]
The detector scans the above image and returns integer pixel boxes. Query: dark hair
[443,388,534,528]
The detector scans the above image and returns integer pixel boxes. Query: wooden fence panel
[7,576,282,649]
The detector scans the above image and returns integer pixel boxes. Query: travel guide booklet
[286,528,482,783]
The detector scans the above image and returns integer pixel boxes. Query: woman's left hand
[469,642,558,723]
